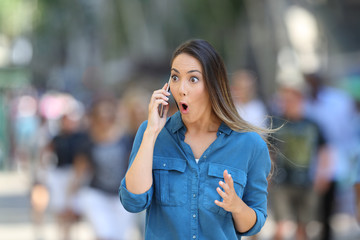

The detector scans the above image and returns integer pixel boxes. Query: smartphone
[158,77,171,118]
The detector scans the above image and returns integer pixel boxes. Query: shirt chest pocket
[204,163,247,217]
[153,157,188,206]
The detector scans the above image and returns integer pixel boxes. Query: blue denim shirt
[119,111,271,240]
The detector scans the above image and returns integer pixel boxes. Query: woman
[119,39,271,239]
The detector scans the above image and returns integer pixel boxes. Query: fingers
[223,170,234,190]
[216,186,227,199]
[154,98,168,106]
[152,92,170,103]
[150,87,170,113]
[162,82,170,91]
[157,82,171,95]
[215,170,234,202]
[215,170,243,213]
[162,103,169,116]
[219,180,230,193]
[214,199,224,208]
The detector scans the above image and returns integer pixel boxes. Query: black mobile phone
[158,77,171,118]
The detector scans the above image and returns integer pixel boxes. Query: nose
[179,79,187,96]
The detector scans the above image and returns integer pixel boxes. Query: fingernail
[228,174,231,178]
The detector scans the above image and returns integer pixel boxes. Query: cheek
[170,86,179,101]
[194,87,210,104]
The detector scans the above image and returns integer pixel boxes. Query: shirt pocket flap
[153,156,187,172]
[208,163,247,187]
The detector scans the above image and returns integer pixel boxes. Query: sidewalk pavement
[0,171,94,240]
[1,171,360,240]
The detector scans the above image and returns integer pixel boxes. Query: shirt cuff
[237,208,267,237]
[119,178,153,213]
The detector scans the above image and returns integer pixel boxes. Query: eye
[189,76,199,83]
[171,75,179,82]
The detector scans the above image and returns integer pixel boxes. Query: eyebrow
[171,68,202,74]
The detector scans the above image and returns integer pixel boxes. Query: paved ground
[1,170,360,240]
[0,171,94,240]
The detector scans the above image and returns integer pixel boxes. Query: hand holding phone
[158,77,171,118]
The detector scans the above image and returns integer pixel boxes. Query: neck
[183,111,221,134]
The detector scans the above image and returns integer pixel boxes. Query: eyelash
[189,76,199,83]
[170,75,199,83]
[171,75,179,81]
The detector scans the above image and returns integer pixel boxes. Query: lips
[179,101,189,114]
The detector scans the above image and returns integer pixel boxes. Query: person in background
[118,87,151,238]
[119,39,272,239]
[270,68,329,240]
[31,115,51,239]
[355,166,360,223]
[231,70,268,128]
[303,73,358,240]
[347,76,360,224]
[72,97,137,240]
[120,87,151,140]
[44,114,85,240]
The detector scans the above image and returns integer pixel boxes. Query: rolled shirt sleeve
[119,178,153,213]
[238,136,271,237]
[119,121,154,213]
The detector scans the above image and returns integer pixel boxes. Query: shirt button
[204,156,207,159]
[193,235,196,239]
[193,214,196,218]
[193,194,196,198]
[163,163,166,167]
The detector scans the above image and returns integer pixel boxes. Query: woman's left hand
[214,170,244,214]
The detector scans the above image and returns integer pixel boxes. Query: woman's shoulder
[231,131,267,149]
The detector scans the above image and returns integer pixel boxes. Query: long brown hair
[171,39,275,144]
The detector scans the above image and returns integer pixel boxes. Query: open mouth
[179,102,189,113]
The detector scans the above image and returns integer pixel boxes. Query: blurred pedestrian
[270,68,329,240]
[347,76,360,224]
[73,97,137,240]
[31,115,51,235]
[118,87,151,238]
[231,69,268,128]
[44,114,85,240]
[120,87,151,139]
[119,39,272,239]
[303,73,358,240]
[354,166,360,223]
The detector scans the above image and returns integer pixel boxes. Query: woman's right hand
[146,82,170,136]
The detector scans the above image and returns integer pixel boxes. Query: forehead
[171,53,202,72]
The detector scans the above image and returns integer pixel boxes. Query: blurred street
[1,170,360,240]
[0,171,95,240]
[1,1,360,240]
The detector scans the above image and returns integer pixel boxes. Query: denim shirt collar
[167,111,232,135]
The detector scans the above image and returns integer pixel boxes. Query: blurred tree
[30,0,253,95]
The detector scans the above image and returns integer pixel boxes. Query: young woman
[119,39,271,239]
